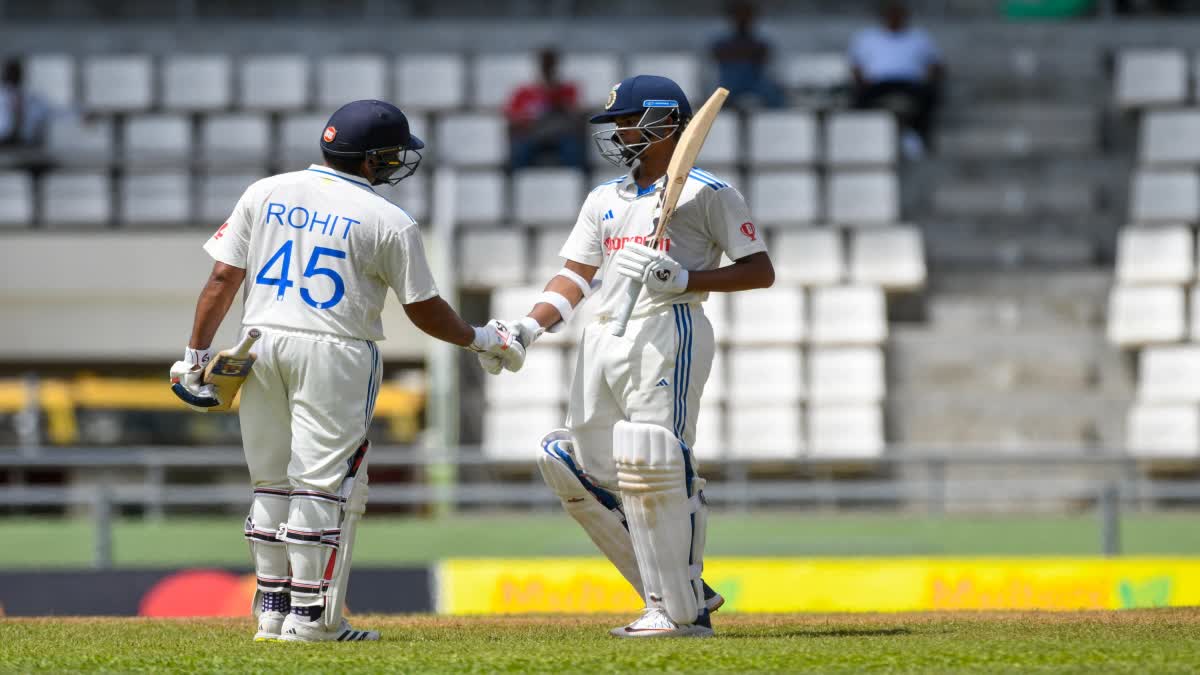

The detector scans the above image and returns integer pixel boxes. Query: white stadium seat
[1138,346,1200,403]
[1130,170,1200,224]
[626,53,700,101]
[530,227,571,283]
[827,171,899,226]
[0,172,34,227]
[396,53,466,111]
[118,172,190,226]
[696,114,741,167]
[199,114,271,167]
[1107,285,1186,347]
[453,170,507,225]
[1115,225,1194,285]
[240,54,309,111]
[749,170,819,227]
[316,55,387,108]
[435,113,506,167]
[808,347,885,404]
[123,114,192,166]
[472,53,537,109]
[373,172,429,224]
[695,400,727,460]
[826,111,897,166]
[772,228,844,286]
[40,171,110,227]
[728,346,805,404]
[513,168,585,225]
[748,111,818,166]
[483,405,564,461]
[485,344,566,404]
[808,404,884,459]
[704,293,730,343]
[1115,49,1188,109]
[1139,110,1200,166]
[46,116,113,166]
[162,55,232,111]
[560,53,621,108]
[1190,286,1200,341]
[198,171,267,224]
[728,404,805,460]
[279,113,327,165]
[83,55,153,112]
[849,225,927,290]
[809,285,887,345]
[25,54,75,108]
[459,229,526,288]
[1126,403,1200,457]
[779,52,850,91]
[730,286,806,345]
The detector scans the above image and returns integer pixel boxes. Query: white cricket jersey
[559,168,768,319]
[203,164,439,342]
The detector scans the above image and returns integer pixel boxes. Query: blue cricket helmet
[320,99,424,185]
[590,75,692,124]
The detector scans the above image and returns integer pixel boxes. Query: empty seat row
[26,51,854,115]
[481,402,883,461]
[1129,170,1200,224]
[1106,284,1200,346]
[1126,403,1200,457]
[1139,109,1200,165]
[1115,49,1198,109]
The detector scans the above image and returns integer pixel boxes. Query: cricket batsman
[170,100,524,642]
[481,75,776,637]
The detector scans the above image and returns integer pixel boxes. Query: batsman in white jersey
[482,76,775,637]
[170,100,524,643]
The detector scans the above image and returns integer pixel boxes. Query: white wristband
[555,267,593,297]
[537,291,575,323]
[183,346,213,368]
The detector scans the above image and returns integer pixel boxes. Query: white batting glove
[169,346,218,412]
[613,242,689,294]
[475,317,542,375]
[468,319,527,374]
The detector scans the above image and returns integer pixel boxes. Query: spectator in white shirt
[849,1,944,158]
[0,58,52,149]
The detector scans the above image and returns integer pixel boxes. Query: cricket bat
[610,87,730,338]
[171,328,262,412]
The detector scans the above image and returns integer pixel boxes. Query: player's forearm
[685,252,774,293]
[527,261,597,329]
[402,295,475,347]
[188,263,246,349]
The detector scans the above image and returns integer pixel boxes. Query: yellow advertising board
[437,557,1200,614]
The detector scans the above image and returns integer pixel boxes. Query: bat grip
[610,280,642,337]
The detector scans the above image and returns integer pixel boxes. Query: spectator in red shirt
[505,48,586,171]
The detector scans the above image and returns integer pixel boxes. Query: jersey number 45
[256,240,347,310]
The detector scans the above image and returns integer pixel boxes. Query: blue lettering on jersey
[266,202,358,241]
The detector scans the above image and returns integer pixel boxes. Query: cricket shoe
[253,610,287,642]
[279,614,380,642]
[609,607,714,639]
[702,581,725,613]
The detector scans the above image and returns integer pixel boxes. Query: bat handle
[234,328,263,357]
[610,281,641,337]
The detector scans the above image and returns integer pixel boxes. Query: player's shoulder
[686,167,736,193]
[588,174,627,196]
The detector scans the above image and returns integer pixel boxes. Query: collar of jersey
[618,174,663,199]
[307,164,377,193]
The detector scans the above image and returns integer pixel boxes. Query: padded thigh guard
[537,430,644,601]
[615,421,704,625]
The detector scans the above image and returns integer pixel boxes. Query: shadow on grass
[720,627,913,639]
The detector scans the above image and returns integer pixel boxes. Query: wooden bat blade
[202,329,262,412]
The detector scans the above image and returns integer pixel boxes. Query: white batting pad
[244,486,291,614]
[538,430,644,600]
[615,421,702,624]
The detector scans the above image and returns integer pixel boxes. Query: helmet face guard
[364,145,422,186]
[592,106,683,168]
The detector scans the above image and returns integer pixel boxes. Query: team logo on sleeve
[740,222,757,241]
[605,83,620,111]
[323,126,338,142]
[213,222,229,240]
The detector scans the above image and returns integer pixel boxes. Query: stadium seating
[560,53,621,108]
[808,404,884,458]
[25,53,74,108]
[279,113,326,165]
[749,171,820,227]
[771,228,844,286]
[827,171,899,226]
[513,168,584,225]
[473,53,537,109]
[748,111,818,166]
[1114,225,1194,285]
[396,54,466,111]
[809,285,888,345]
[199,114,271,167]
[808,347,885,404]
[316,55,387,109]
[728,346,805,405]
[374,172,428,223]
[1139,110,1200,166]
[485,344,566,404]
[435,113,507,167]
[849,225,927,290]
[730,286,806,345]
[459,229,526,288]
[1126,403,1200,457]
[482,405,564,461]
[46,116,113,167]
[452,170,507,225]
[198,171,265,224]
[239,54,310,111]
[1115,49,1188,109]
[118,172,191,226]
[825,111,897,166]
[123,114,191,167]
[0,172,34,227]
[1129,170,1200,224]
[696,114,741,168]
[627,53,700,101]
[728,404,805,460]
[1107,285,1187,347]
[1137,346,1200,403]
[162,55,232,112]
[40,171,111,227]
[83,55,153,112]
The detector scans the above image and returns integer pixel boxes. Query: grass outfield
[3,611,1200,673]
[1,512,1199,567]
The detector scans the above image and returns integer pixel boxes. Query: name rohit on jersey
[603,235,671,255]
[265,202,359,240]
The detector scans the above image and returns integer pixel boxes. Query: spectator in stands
[849,1,944,159]
[505,48,586,171]
[710,1,786,110]
[0,58,52,149]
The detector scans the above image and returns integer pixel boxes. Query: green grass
[3,611,1200,673]
[2,512,1199,567]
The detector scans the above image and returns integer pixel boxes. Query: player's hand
[613,243,689,294]
[475,317,543,374]
[169,346,219,412]
[468,320,527,374]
